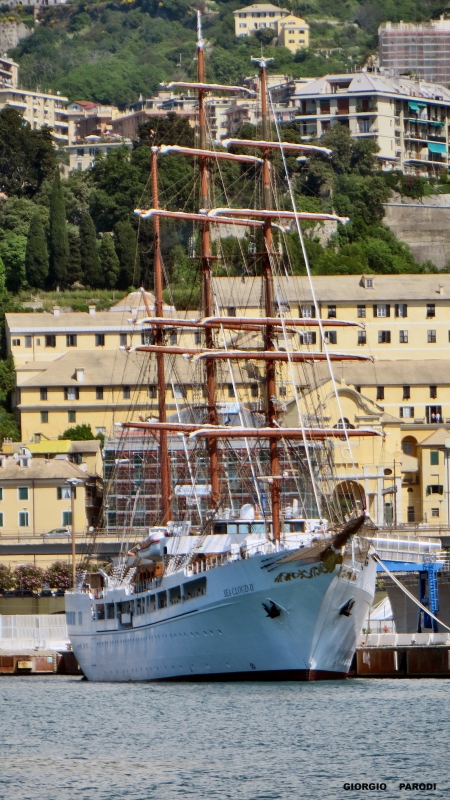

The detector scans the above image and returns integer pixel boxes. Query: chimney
[439,285,444,295]
[88,305,96,315]
[53,305,60,317]
[76,367,84,382]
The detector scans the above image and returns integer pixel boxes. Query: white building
[292,71,450,176]
[233,3,309,51]
[66,137,132,171]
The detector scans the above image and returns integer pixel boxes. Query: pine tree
[48,169,69,288]
[99,233,119,288]
[25,213,49,289]
[67,229,83,286]
[80,212,102,287]
[114,219,139,289]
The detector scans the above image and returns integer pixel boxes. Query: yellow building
[6,290,173,366]
[276,14,309,52]
[0,456,90,538]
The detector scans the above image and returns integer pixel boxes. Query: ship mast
[254,56,281,542]
[197,12,220,510]
[150,147,172,524]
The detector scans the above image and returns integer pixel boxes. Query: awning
[429,120,444,126]
[428,142,447,154]
[408,101,426,111]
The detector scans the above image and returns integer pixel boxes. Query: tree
[14,563,44,592]
[0,108,56,197]
[114,219,139,288]
[79,212,102,287]
[0,234,27,292]
[0,408,20,445]
[43,561,71,590]
[67,228,83,285]
[255,27,275,45]
[99,233,120,288]
[25,212,49,288]
[48,169,69,288]
[0,564,15,592]
[59,423,96,441]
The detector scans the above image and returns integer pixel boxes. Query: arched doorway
[401,436,417,457]
[334,480,365,518]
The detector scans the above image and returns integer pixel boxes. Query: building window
[57,486,72,500]
[357,331,366,345]
[299,304,315,318]
[0,512,3,527]
[427,304,435,318]
[18,487,28,500]
[399,330,408,343]
[430,450,439,465]
[194,331,202,345]
[407,506,415,523]
[377,386,384,401]
[68,411,76,423]
[173,384,185,399]
[123,386,131,399]
[430,385,437,399]
[227,306,236,317]
[141,331,153,345]
[431,508,440,518]
[279,386,287,397]
[95,334,105,347]
[395,304,407,318]
[403,386,410,400]
[427,330,436,343]
[426,405,442,423]
[327,305,336,319]
[374,304,390,318]
[324,331,337,344]
[40,388,48,401]
[96,387,103,400]
[120,333,127,347]
[378,331,391,343]
[62,510,72,527]
[169,330,177,345]
[12,338,20,347]
[45,335,56,348]
[40,411,48,424]
[148,385,157,399]
[299,332,316,345]
[36,338,41,346]
[227,383,236,398]
[400,406,414,418]
[25,335,32,348]
[66,334,77,347]
[64,387,79,401]
[250,383,259,398]
[19,512,29,527]
[426,485,443,495]
[357,305,366,319]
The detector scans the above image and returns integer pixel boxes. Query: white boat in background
[65,13,378,682]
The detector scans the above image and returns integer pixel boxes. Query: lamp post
[66,478,82,588]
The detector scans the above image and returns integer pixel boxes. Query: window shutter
[64,388,68,400]
[386,304,390,317]
[373,305,377,317]
[395,304,399,317]
[439,485,444,495]
[57,487,62,499]
[311,306,316,318]
[400,408,403,418]
[403,304,407,318]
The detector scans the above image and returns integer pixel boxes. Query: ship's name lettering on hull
[274,560,335,583]
[224,583,254,598]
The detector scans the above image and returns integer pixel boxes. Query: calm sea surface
[0,676,449,800]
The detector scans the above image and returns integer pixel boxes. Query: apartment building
[233,3,309,52]
[66,138,132,172]
[379,17,450,86]
[5,291,173,365]
[292,71,450,176]
[0,55,68,142]
[0,456,89,538]
[67,101,122,144]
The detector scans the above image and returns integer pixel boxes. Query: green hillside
[6,0,450,107]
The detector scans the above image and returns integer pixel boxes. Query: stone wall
[383,194,450,270]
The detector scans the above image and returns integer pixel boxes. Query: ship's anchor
[262,600,281,618]
[339,598,355,617]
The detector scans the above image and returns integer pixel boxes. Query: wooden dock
[0,649,81,676]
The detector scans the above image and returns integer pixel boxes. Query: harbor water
[1,676,448,800]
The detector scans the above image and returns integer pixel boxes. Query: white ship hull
[66,541,376,682]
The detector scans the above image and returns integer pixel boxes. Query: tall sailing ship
[65,15,379,681]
